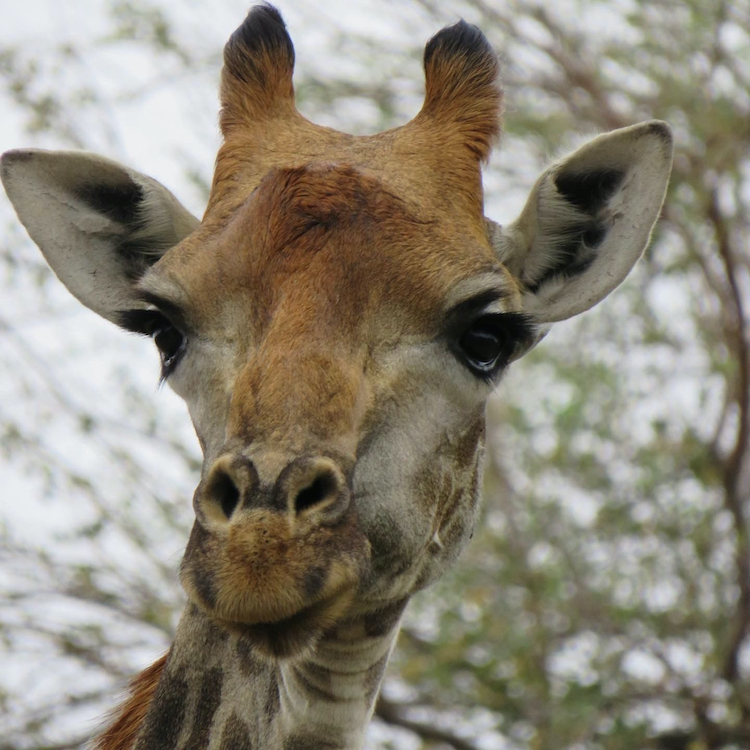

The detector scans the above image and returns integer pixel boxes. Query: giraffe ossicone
[1,5,673,749]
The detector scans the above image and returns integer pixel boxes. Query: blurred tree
[0,1,747,749]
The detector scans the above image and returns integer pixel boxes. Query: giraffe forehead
[208,117,488,227]
[153,162,506,341]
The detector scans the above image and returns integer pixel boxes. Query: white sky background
[0,1,727,748]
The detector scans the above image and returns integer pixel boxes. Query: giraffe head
[1,6,672,660]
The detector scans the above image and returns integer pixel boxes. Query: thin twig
[707,190,750,688]
[375,696,481,750]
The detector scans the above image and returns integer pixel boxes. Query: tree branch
[375,696,481,750]
[707,189,750,687]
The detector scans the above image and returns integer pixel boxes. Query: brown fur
[420,19,502,161]
[205,13,502,232]
[94,654,167,750]
[220,4,295,134]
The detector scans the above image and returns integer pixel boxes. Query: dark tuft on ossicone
[420,19,501,161]
[423,19,495,71]
[224,3,295,86]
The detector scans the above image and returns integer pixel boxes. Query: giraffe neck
[133,601,408,750]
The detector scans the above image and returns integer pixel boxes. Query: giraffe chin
[181,565,364,660]
[216,586,357,660]
[179,506,372,659]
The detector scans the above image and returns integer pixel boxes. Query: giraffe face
[126,7,514,658]
[158,161,531,658]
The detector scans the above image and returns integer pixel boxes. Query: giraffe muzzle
[179,451,371,658]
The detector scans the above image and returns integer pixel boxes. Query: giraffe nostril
[197,454,258,524]
[198,454,348,523]
[208,469,241,520]
[293,470,339,515]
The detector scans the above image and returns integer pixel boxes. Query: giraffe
[0,5,673,749]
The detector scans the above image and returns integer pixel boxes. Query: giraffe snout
[195,452,351,528]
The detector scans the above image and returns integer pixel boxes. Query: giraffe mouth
[180,504,372,659]
[218,585,357,659]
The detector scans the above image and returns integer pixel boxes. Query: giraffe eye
[454,312,536,379]
[459,316,510,375]
[153,322,185,373]
[117,308,187,379]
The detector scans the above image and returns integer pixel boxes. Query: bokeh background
[1,1,748,748]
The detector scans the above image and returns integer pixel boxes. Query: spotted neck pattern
[133,601,407,750]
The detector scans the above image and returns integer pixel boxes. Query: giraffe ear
[1,149,199,324]
[489,121,673,324]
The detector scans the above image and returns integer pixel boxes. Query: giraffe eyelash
[118,309,187,380]
[450,311,537,381]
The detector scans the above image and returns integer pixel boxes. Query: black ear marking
[554,168,624,214]
[75,180,144,225]
[525,219,608,294]
[525,242,596,293]
[523,168,625,292]
[224,3,295,86]
[75,179,166,278]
